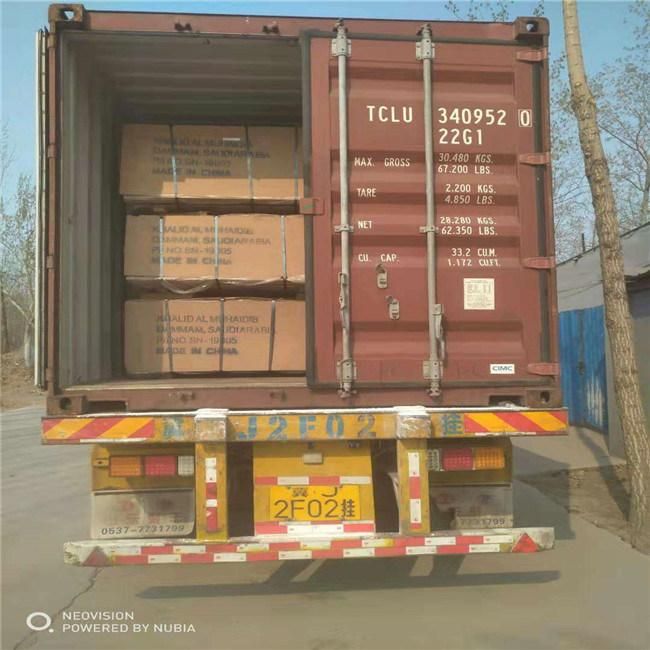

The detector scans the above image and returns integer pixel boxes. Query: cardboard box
[119,124,303,202]
[124,299,305,375]
[124,213,304,288]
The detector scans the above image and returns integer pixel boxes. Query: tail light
[432,446,506,472]
[108,454,195,478]
[144,455,177,477]
[110,456,143,477]
[177,456,195,476]
[473,447,506,470]
[441,448,473,471]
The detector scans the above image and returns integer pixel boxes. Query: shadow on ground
[137,557,559,600]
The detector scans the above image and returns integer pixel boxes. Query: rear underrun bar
[65,527,553,566]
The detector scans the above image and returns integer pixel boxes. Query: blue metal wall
[559,306,608,432]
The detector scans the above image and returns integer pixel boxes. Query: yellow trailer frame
[42,407,567,567]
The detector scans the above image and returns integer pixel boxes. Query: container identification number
[437,107,507,126]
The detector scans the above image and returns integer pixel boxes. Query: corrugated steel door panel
[309,34,552,388]
[559,307,607,432]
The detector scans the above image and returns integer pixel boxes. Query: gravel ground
[521,464,632,544]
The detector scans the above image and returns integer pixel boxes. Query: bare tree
[563,0,650,553]
[592,44,649,229]
[0,123,15,196]
[0,127,36,366]
[551,2,649,258]
[444,0,544,22]
[549,55,595,259]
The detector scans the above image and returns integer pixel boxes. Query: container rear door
[307,31,554,392]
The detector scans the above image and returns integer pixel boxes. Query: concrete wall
[556,223,650,457]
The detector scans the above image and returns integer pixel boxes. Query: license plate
[269,485,360,521]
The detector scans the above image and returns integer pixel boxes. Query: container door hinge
[516,48,548,62]
[46,255,55,269]
[337,358,357,384]
[416,24,434,60]
[519,152,550,165]
[47,144,57,159]
[423,360,441,382]
[299,197,323,215]
[527,362,560,376]
[523,256,555,269]
[331,21,351,57]
[48,4,86,32]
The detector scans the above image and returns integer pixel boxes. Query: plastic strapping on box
[168,125,179,200]
[158,215,164,279]
[280,215,287,280]
[245,125,254,201]
[293,126,300,200]
[268,300,277,371]
[156,211,215,296]
[218,299,225,372]
[213,214,220,279]
[163,300,174,373]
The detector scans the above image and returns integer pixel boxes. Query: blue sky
[0,0,643,187]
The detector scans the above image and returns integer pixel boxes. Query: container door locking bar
[332,21,356,396]
[417,25,444,397]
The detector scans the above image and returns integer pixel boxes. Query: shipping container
[39,5,567,567]
[37,5,560,414]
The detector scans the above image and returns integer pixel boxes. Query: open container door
[306,20,558,404]
[34,28,49,389]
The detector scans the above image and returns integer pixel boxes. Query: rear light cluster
[110,455,194,478]
[428,446,505,472]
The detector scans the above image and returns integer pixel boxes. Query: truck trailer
[37,5,567,566]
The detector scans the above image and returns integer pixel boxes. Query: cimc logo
[26,612,54,633]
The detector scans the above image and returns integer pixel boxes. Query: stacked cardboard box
[120,124,303,207]
[124,299,305,374]
[124,213,305,290]
[120,124,306,376]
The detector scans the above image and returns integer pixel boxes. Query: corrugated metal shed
[559,306,607,432]
[556,222,650,456]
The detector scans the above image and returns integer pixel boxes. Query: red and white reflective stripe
[71,530,547,566]
[254,520,376,536]
[254,475,371,486]
[407,451,422,527]
[205,457,218,532]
